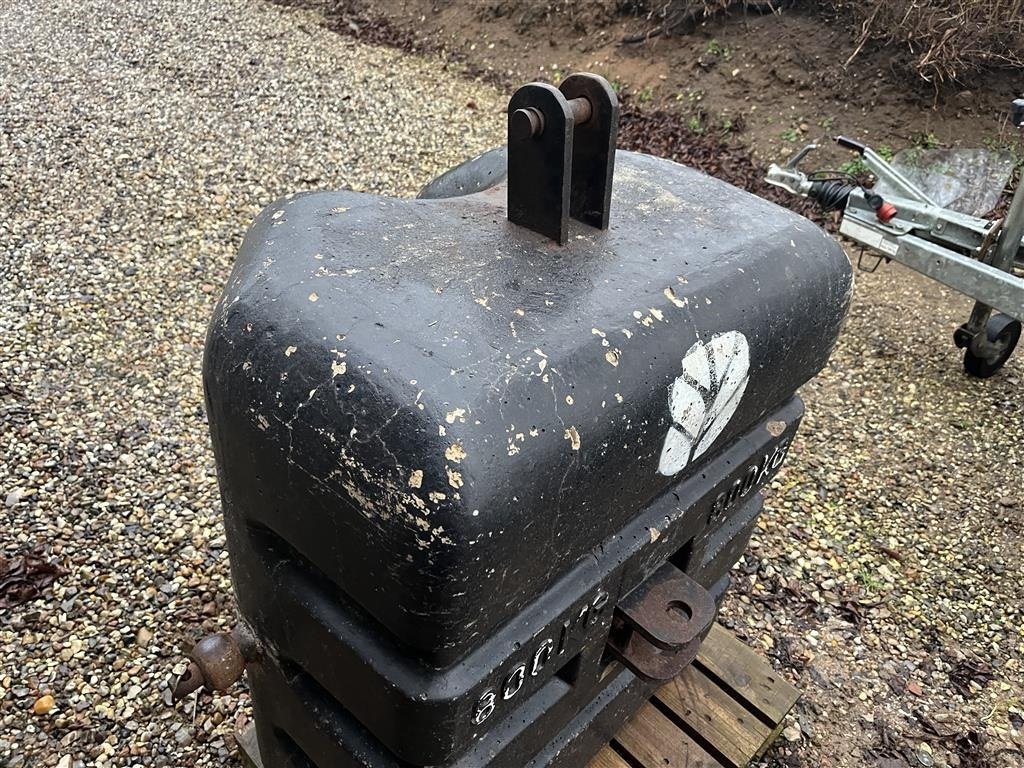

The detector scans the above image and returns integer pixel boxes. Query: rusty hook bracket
[605,562,716,681]
[507,72,619,245]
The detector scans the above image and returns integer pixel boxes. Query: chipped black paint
[203,149,853,767]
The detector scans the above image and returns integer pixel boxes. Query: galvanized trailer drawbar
[766,99,1024,378]
[174,73,850,767]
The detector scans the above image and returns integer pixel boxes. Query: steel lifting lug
[605,562,716,681]
[506,72,619,245]
[171,622,261,701]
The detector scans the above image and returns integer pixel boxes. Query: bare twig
[844,4,880,68]
[843,0,1024,83]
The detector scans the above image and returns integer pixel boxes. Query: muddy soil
[297,0,1023,171]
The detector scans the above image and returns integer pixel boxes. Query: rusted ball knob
[510,107,544,141]
[171,625,260,702]
[191,632,246,691]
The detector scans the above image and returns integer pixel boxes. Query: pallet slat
[591,624,799,768]
[589,746,633,768]
[654,665,771,767]
[695,624,795,726]
[611,702,719,768]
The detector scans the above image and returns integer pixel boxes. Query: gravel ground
[0,1,504,765]
[2,2,1023,768]
[728,262,1024,767]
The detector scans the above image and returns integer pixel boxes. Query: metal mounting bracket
[605,562,716,681]
[507,73,619,245]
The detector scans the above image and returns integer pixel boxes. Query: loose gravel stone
[722,261,1023,766]
[32,696,55,716]
[0,1,503,765]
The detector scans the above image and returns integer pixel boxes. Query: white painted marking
[657,331,750,476]
[658,426,693,475]
[681,345,711,390]
[668,377,704,437]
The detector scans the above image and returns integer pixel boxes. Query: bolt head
[510,108,543,141]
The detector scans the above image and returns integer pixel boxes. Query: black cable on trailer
[806,170,862,212]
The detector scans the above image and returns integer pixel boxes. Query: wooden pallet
[589,624,798,768]
[237,624,798,768]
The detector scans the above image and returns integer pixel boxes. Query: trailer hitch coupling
[606,562,716,681]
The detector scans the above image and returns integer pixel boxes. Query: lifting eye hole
[666,600,693,622]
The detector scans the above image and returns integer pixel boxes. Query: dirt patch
[286,0,1023,172]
